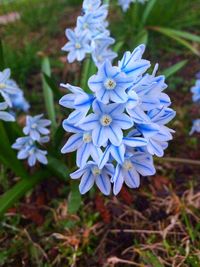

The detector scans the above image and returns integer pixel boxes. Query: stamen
[83,133,92,143]
[100,114,112,126]
[83,23,88,29]
[92,166,101,176]
[104,78,116,90]
[0,83,5,89]
[31,123,37,129]
[75,42,81,49]
[123,160,133,170]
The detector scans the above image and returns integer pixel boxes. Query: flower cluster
[62,0,117,66]
[190,76,200,135]
[119,0,148,12]
[0,68,19,121]
[0,68,29,122]
[12,114,51,167]
[60,44,175,195]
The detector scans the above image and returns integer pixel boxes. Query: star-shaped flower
[80,100,133,146]
[88,60,133,104]
[71,161,114,195]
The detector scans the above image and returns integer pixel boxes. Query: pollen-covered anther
[83,132,92,143]
[104,78,116,90]
[75,42,81,49]
[0,83,5,89]
[92,166,101,176]
[123,160,133,170]
[100,114,112,126]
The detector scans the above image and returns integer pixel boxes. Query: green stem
[80,57,91,92]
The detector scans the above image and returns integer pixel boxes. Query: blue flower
[119,0,148,11]
[23,114,51,141]
[82,0,101,14]
[63,0,116,66]
[76,14,100,37]
[91,36,117,66]
[143,108,176,157]
[118,0,132,12]
[112,151,155,195]
[190,119,200,135]
[6,79,30,112]
[62,29,91,63]
[119,44,150,80]
[59,83,94,124]
[60,44,175,195]
[13,138,48,167]
[88,60,133,104]
[0,102,15,122]
[0,68,21,107]
[12,136,49,167]
[191,79,200,103]
[70,161,114,195]
[61,121,102,167]
[80,100,133,146]
[99,136,147,168]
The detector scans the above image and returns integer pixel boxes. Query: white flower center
[29,148,35,155]
[123,160,133,171]
[83,133,92,143]
[0,83,5,89]
[31,123,37,129]
[97,55,103,62]
[104,78,116,90]
[83,23,88,29]
[87,4,92,11]
[92,166,101,176]
[100,114,112,126]
[75,42,81,49]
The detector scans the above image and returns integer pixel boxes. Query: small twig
[110,229,185,236]
[158,157,200,166]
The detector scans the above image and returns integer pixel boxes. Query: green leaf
[80,57,93,93]
[43,73,62,99]
[150,26,200,56]
[68,182,82,214]
[0,170,49,217]
[134,29,148,47]
[41,57,57,129]
[162,60,188,78]
[0,122,27,179]
[155,27,200,43]
[47,156,69,181]
[0,39,5,71]
[142,251,164,267]
[113,41,124,53]
[141,0,157,26]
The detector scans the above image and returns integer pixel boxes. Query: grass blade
[162,60,188,78]
[0,170,49,217]
[68,182,82,214]
[134,29,148,47]
[141,0,157,26]
[0,39,5,71]
[149,26,200,56]
[47,156,69,181]
[154,27,200,43]
[0,122,27,179]
[41,57,57,130]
